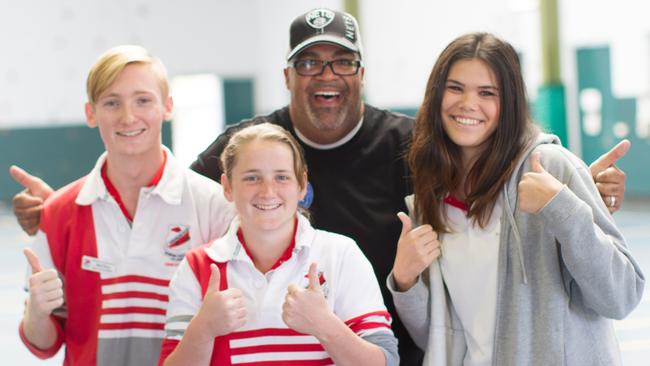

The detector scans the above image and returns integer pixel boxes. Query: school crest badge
[164,225,190,264]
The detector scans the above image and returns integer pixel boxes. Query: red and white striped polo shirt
[160,214,393,365]
[20,147,234,366]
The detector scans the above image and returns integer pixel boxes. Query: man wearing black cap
[9,7,631,366]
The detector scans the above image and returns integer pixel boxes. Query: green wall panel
[576,47,649,197]
[223,78,254,125]
[534,84,568,144]
[0,123,172,204]
[389,107,418,118]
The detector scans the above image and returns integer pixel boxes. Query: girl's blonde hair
[220,123,308,191]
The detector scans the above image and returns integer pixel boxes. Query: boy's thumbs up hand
[24,248,64,319]
[25,247,44,274]
[391,212,440,292]
[518,152,563,214]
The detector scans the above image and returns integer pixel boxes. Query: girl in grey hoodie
[388,32,644,366]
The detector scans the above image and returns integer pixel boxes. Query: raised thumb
[589,139,630,175]
[397,212,412,237]
[206,263,221,293]
[307,262,321,291]
[24,248,43,274]
[9,165,54,200]
[531,152,545,173]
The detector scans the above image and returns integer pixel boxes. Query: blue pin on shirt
[299,181,314,209]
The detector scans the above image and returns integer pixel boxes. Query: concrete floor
[609,199,650,365]
[0,199,648,365]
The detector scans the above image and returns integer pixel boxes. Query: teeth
[254,203,282,210]
[454,117,480,126]
[117,129,144,137]
[315,91,340,97]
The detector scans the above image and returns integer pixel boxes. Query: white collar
[205,213,315,263]
[75,145,185,206]
[293,116,364,150]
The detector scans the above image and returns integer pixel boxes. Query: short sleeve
[333,243,393,337]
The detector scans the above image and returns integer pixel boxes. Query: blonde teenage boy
[19,45,233,366]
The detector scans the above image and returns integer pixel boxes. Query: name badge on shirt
[81,255,115,274]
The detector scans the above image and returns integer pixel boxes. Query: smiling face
[441,58,500,165]
[284,43,364,144]
[85,63,172,161]
[222,139,307,237]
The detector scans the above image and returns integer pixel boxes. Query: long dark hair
[409,32,538,231]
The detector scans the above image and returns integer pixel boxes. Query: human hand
[518,152,564,214]
[9,165,54,236]
[282,262,333,336]
[391,212,440,292]
[196,264,246,337]
[589,140,630,213]
[24,248,64,320]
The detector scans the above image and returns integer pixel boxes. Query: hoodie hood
[501,132,561,284]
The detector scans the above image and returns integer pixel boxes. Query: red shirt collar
[236,218,299,272]
[100,150,167,223]
[444,195,469,212]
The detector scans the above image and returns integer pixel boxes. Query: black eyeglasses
[288,59,362,76]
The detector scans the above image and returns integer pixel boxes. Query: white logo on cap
[342,15,356,41]
[305,9,335,29]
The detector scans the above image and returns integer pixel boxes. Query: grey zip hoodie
[388,133,645,365]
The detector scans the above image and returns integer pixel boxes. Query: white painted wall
[360,0,541,109]
[2,0,650,147]
[0,0,340,128]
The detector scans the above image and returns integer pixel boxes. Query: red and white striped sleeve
[158,258,202,363]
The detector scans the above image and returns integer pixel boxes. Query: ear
[359,66,365,86]
[85,102,97,128]
[220,173,234,202]
[283,68,290,90]
[163,95,174,121]
[299,172,308,200]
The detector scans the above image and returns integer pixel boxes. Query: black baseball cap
[287,8,363,61]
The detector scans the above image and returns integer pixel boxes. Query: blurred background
[1,0,648,364]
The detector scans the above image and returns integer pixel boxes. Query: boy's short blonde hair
[86,45,169,105]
